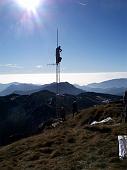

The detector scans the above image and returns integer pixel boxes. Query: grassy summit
[0,102,127,170]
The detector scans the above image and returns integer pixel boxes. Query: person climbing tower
[56,46,62,64]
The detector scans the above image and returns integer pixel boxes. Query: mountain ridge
[0,82,84,96]
[74,78,127,96]
[0,78,127,97]
[87,78,127,89]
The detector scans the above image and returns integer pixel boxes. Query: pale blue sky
[0,0,126,75]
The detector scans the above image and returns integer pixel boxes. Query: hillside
[0,83,11,92]
[0,102,127,170]
[0,90,121,146]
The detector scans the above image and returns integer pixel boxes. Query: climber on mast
[56,46,62,64]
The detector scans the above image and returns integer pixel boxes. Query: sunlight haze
[0,72,127,85]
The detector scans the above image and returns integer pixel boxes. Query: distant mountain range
[0,82,41,96]
[0,78,126,96]
[74,78,127,96]
[0,82,84,96]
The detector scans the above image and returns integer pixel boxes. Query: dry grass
[0,102,127,170]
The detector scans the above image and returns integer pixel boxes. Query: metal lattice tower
[47,29,62,118]
[56,29,61,95]
[56,29,62,117]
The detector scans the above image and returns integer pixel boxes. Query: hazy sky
[0,72,127,85]
[0,0,126,83]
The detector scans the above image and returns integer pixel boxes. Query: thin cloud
[77,1,88,6]
[35,65,43,69]
[0,64,23,69]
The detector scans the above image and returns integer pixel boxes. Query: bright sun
[16,0,41,12]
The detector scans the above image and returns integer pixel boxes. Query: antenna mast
[56,28,62,117]
[56,29,60,95]
[57,28,58,47]
[47,29,62,118]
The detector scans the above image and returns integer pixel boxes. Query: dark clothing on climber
[72,101,78,117]
[56,46,62,64]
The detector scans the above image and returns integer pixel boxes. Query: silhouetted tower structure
[47,29,62,118]
[56,29,62,117]
[56,29,62,94]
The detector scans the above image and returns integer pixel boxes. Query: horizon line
[0,72,126,85]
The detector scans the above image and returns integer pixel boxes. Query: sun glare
[16,0,41,12]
